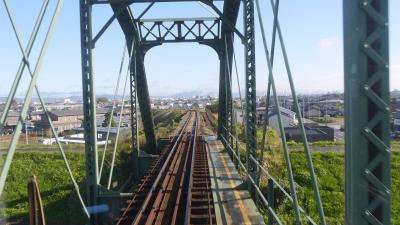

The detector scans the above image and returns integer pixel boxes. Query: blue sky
[0,1,399,97]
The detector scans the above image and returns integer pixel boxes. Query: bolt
[364,85,370,91]
[364,43,369,48]
[365,210,371,216]
[364,169,371,175]
[364,128,370,133]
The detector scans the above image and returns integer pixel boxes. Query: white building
[234,107,298,132]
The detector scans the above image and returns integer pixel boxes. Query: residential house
[285,125,334,142]
[234,106,298,132]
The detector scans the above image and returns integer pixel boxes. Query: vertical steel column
[128,39,139,181]
[344,0,390,224]
[225,34,234,149]
[79,0,98,222]
[136,52,158,153]
[243,0,257,197]
[218,47,228,140]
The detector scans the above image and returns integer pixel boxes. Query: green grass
[259,150,400,224]
[0,152,88,224]
[287,141,344,147]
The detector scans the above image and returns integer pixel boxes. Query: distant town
[2,90,400,145]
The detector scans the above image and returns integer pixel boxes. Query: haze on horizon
[0,1,399,98]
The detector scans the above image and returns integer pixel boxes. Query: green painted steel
[129,41,140,181]
[110,4,158,153]
[0,0,48,134]
[99,44,127,180]
[243,0,257,199]
[107,62,130,189]
[79,1,99,222]
[344,0,390,224]
[0,0,63,198]
[261,0,327,223]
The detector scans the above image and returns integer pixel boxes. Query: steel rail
[151,112,197,224]
[130,112,194,224]
[184,112,199,225]
[117,112,194,224]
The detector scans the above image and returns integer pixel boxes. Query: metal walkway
[206,136,265,225]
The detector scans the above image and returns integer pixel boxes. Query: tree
[102,112,117,127]
[97,97,109,103]
[44,128,53,138]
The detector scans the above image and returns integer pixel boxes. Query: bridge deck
[205,136,266,225]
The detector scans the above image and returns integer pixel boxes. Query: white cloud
[317,37,340,50]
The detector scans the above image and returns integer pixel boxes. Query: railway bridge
[0,0,392,224]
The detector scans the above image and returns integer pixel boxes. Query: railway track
[116,111,215,225]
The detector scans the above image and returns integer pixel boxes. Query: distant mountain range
[2,90,400,103]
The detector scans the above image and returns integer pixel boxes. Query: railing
[220,126,319,225]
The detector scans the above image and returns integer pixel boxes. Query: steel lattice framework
[344,0,390,224]
[0,0,392,225]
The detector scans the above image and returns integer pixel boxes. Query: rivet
[364,43,369,48]
[365,169,370,175]
[364,128,370,133]
[364,85,370,91]
[365,210,370,216]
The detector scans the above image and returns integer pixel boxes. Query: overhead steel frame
[344,0,390,224]
[138,18,221,45]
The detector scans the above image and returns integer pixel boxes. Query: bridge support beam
[344,0,390,224]
[243,0,257,198]
[111,5,158,154]
[79,1,99,223]
[218,0,240,143]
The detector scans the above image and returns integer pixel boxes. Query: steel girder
[217,0,240,141]
[93,0,224,4]
[344,0,390,224]
[110,4,158,154]
[79,0,99,222]
[243,0,257,197]
[138,18,221,46]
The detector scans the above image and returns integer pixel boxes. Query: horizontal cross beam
[92,0,223,4]
[138,18,221,45]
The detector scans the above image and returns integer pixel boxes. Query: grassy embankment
[0,109,184,224]
[205,110,398,224]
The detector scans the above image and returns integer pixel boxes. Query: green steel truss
[243,0,257,197]
[138,18,221,45]
[79,0,99,220]
[344,0,390,224]
[0,0,393,224]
